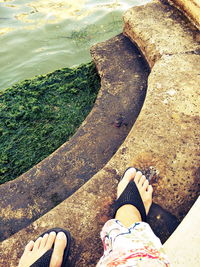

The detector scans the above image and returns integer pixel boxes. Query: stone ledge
[123,0,199,68]
[0,34,149,241]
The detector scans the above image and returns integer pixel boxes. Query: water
[0,0,150,91]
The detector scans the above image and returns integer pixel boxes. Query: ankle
[115,204,142,227]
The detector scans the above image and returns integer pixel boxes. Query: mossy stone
[0,62,100,184]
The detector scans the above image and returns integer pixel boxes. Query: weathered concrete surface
[119,53,200,217]
[0,169,117,267]
[0,34,149,241]
[164,196,200,266]
[168,0,200,31]
[123,0,200,68]
[122,0,200,217]
[1,1,200,266]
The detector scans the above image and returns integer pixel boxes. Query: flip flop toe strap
[30,249,52,267]
[113,180,147,222]
[30,228,71,267]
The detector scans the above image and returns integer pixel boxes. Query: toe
[50,232,67,267]
[45,231,56,250]
[123,168,136,182]
[134,171,142,184]
[138,174,146,187]
[40,233,49,249]
[32,237,42,251]
[147,184,153,194]
[143,179,149,191]
[25,240,34,252]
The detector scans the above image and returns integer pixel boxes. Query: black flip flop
[30,228,71,267]
[113,167,147,222]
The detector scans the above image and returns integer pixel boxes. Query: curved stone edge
[163,196,200,266]
[123,0,199,68]
[1,53,200,267]
[1,1,200,266]
[123,0,200,215]
[168,0,200,31]
[0,34,149,241]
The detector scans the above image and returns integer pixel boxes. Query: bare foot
[115,168,153,227]
[18,231,67,267]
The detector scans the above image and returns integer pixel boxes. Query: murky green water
[0,0,150,90]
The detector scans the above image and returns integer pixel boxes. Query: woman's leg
[97,168,170,267]
[115,168,152,227]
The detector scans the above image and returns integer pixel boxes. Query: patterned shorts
[96,219,170,267]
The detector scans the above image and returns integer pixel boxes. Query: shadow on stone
[148,203,180,244]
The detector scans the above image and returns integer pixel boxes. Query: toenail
[43,233,48,238]
[49,231,56,236]
[57,232,66,240]
[126,168,135,174]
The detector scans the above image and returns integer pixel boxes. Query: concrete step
[0,34,149,241]
[122,0,200,219]
[163,196,200,266]
[1,0,200,266]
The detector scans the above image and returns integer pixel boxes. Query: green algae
[0,62,100,184]
[67,18,122,44]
